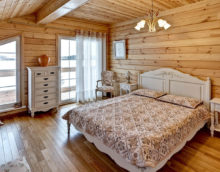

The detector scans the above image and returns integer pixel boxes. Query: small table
[210,98,220,137]
[120,82,138,95]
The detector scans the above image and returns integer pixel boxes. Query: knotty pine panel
[0,15,108,107]
[108,0,220,98]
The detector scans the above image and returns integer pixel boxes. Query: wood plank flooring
[0,104,220,172]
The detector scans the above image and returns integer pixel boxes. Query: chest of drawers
[27,66,60,117]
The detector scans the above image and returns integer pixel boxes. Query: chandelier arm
[135,0,171,32]
[152,0,153,12]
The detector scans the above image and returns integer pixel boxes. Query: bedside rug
[0,120,3,126]
[0,157,31,172]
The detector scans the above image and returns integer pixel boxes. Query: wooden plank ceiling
[65,0,203,24]
[0,0,48,20]
[0,0,202,24]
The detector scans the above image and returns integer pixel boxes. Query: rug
[0,120,3,126]
[0,157,31,172]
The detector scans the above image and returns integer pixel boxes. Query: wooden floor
[0,104,220,172]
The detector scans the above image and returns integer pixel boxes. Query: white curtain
[76,30,106,103]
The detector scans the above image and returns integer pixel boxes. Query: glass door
[0,36,20,110]
[59,37,76,104]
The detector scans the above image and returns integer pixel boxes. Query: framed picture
[113,40,126,59]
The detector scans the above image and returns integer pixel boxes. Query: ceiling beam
[36,0,89,24]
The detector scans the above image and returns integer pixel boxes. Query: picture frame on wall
[113,40,126,59]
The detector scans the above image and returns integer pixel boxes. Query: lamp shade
[164,23,171,30]
[137,20,146,28]
[158,19,166,27]
[135,25,141,31]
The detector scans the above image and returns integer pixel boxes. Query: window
[0,36,20,110]
[59,37,76,104]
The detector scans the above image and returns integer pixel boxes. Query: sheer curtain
[76,30,106,103]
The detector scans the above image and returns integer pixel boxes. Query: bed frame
[67,68,211,172]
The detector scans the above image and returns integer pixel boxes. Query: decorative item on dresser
[27,66,60,117]
[120,82,138,95]
[38,54,50,67]
[210,98,220,137]
[125,71,131,84]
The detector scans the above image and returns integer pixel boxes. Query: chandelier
[135,0,171,32]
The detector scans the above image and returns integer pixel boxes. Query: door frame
[58,35,77,105]
[0,36,21,110]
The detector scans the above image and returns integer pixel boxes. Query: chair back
[101,71,114,86]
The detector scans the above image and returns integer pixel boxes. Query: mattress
[63,94,210,169]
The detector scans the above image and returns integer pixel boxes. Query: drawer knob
[44,96,48,99]
[44,78,48,80]
[50,72,55,74]
[44,102,48,104]
[44,84,48,86]
[44,90,48,93]
[37,73,41,75]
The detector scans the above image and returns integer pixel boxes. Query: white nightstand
[120,82,138,95]
[210,98,220,137]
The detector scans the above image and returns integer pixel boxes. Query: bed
[63,68,211,172]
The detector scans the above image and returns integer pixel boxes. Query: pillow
[158,94,202,109]
[131,88,166,98]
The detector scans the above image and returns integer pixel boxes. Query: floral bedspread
[63,94,210,168]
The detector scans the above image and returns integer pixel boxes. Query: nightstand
[120,82,138,95]
[210,98,220,137]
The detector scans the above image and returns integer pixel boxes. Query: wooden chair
[95,71,115,100]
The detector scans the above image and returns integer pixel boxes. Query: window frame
[0,36,21,110]
[58,35,76,105]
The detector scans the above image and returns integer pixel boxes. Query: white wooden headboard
[138,68,211,108]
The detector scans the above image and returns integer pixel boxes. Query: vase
[38,55,50,67]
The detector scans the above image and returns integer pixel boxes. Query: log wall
[0,15,108,107]
[108,0,220,98]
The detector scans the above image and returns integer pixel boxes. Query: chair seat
[96,86,114,92]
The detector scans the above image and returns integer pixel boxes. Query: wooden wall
[108,0,220,98]
[0,15,108,108]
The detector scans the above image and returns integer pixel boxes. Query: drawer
[48,70,56,76]
[35,81,57,89]
[35,71,45,77]
[130,85,137,91]
[35,87,57,95]
[35,94,57,102]
[35,99,57,108]
[35,76,57,83]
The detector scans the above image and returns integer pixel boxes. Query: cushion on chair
[97,86,114,92]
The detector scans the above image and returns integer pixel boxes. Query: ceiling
[0,0,202,24]
[0,0,48,20]
[65,0,202,24]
